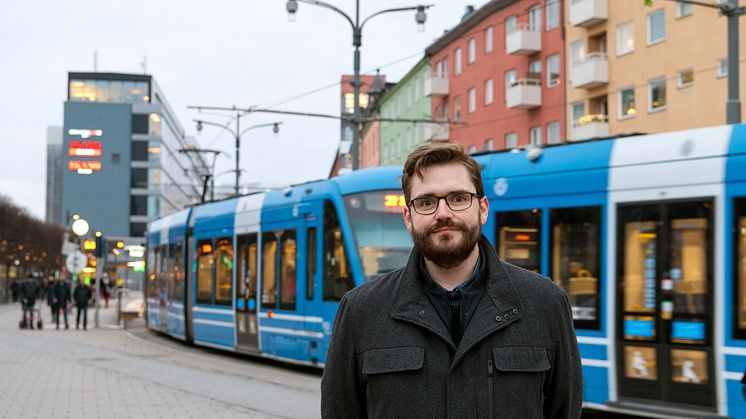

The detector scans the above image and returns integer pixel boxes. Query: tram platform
[0,301,321,418]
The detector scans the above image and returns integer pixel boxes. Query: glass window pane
[323,201,353,301]
[279,231,297,310]
[736,199,746,336]
[237,234,258,307]
[505,132,517,148]
[214,238,233,306]
[619,88,636,118]
[671,349,707,384]
[624,346,657,380]
[173,241,183,300]
[648,9,666,44]
[547,1,559,30]
[197,240,214,304]
[623,221,657,313]
[547,55,560,87]
[496,210,542,272]
[96,80,111,103]
[307,228,316,300]
[551,207,601,327]
[616,22,634,55]
[262,232,277,308]
[69,79,97,102]
[649,78,667,110]
[669,218,707,315]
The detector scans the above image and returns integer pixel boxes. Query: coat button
[504,314,510,320]
[495,315,502,322]
[512,308,519,315]
[419,309,425,315]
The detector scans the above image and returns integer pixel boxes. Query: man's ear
[403,205,413,234]
[479,195,489,226]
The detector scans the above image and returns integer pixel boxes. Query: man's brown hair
[401,143,484,202]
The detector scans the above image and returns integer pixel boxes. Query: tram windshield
[343,190,413,281]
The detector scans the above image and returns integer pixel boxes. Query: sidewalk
[0,302,320,418]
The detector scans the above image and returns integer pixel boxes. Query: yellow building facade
[565,0,746,140]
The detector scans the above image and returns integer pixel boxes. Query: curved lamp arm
[294,0,355,30]
[239,122,283,138]
[361,5,431,32]
[193,119,237,137]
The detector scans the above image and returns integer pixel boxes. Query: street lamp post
[194,118,282,195]
[286,0,431,170]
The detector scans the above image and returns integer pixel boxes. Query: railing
[572,51,608,67]
[509,77,542,87]
[573,113,608,127]
[507,22,541,34]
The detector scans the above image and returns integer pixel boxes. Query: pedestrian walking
[321,144,582,418]
[101,275,110,309]
[10,279,19,302]
[73,280,92,330]
[19,275,40,330]
[52,276,71,329]
[46,275,59,322]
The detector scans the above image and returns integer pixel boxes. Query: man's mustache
[426,220,467,235]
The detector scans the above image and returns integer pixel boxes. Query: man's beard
[411,216,482,269]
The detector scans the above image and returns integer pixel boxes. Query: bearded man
[321,143,582,418]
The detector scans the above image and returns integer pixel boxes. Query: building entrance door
[616,200,715,408]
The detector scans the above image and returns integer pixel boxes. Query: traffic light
[95,233,105,258]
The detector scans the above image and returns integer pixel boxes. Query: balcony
[570,0,608,28]
[506,24,541,55]
[424,76,449,97]
[570,52,608,89]
[424,122,449,142]
[571,114,609,141]
[506,78,542,109]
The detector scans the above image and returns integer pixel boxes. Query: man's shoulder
[344,266,404,305]
[498,260,566,299]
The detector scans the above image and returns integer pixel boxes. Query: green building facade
[378,58,433,166]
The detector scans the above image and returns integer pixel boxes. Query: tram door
[616,200,714,408]
[235,233,259,352]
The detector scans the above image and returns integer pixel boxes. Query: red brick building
[426,0,566,151]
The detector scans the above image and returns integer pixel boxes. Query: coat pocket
[362,347,427,418]
[488,346,550,418]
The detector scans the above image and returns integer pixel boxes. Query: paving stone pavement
[0,303,321,419]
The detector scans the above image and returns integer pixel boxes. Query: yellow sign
[83,239,96,250]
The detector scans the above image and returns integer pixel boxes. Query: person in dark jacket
[10,279,19,302]
[73,280,92,330]
[46,275,58,322]
[320,144,582,418]
[52,277,71,329]
[19,275,40,329]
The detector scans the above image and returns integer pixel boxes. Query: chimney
[462,5,476,22]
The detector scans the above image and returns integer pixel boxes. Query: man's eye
[451,194,468,203]
[419,199,435,207]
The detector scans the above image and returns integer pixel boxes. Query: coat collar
[390,235,524,365]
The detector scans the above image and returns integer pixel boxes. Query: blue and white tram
[146,166,412,364]
[147,124,746,417]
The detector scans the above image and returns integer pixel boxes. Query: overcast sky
[0,0,475,220]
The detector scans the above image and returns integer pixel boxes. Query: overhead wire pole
[665,0,745,123]
[178,148,223,202]
[285,0,432,170]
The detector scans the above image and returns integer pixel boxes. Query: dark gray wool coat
[320,235,582,419]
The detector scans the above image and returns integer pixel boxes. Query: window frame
[733,197,746,339]
[717,58,728,78]
[454,48,462,75]
[618,86,636,120]
[196,238,214,305]
[468,87,477,113]
[616,21,634,57]
[468,38,476,63]
[648,77,667,113]
[546,0,559,31]
[547,121,561,144]
[505,132,518,149]
[647,9,666,46]
[547,54,560,88]
[530,126,543,146]
[485,26,494,53]
[485,79,494,105]
[213,237,233,306]
[495,209,542,273]
[677,67,694,89]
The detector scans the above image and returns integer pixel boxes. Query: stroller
[19,302,43,330]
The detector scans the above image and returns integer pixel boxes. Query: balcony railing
[506,78,542,109]
[425,76,449,97]
[425,123,449,142]
[570,0,608,27]
[571,114,609,140]
[570,52,609,89]
[506,23,541,56]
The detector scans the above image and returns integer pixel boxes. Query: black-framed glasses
[408,192,482,215]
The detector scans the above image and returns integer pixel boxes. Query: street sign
[66,251,88,275]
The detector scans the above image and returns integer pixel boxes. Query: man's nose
[433,197,454,219]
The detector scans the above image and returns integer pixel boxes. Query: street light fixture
[286,0,432,170]
[72,218,89,237]
[193,118,283,195]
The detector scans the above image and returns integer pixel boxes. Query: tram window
[495,209,542,272]
[280,230,297,310]
[307,228,317,300]
[167,243,177,299]
[623,221,657,314]
[172,241,183,300]
[148,246,158,298]
[670,218,708,315]
[196,239,214,304]
[237,234,258,303]
[262,232,278,309]
[214,237,233,306]
[159,244,168,300]
[550,206,601,329]
[735,198,746,339]
[323,200,354,301]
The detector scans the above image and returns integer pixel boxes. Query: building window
[547,122,561,144]
[718,58,728,78]
[468,88,476,113]
[130,222,146,237]
[648,77,667,112]
[454,96,462,121]
[505,69,517,101]
[570,40,586,66]
[485,138,494,150]
[131,114,149,134]
[616,21,635,56]
[443,56,450,78]
[130,195,147,216]
[485,79,494,105]
[677,68,694,88]
[618,87,636,119]
[455,48,462,75]
[530,126,542,146]
[676,2,693,18]
[647,9,666,45]
[547,54,560,87]
[529,60,542,80]
[529,5,542,31]
[436,61,443,78]
[131,168,148,188]
[506,15,517,35]
[131,141,148,161]
[468,38,476,63]
[485,26,493,53]
[546,0,559,30]
[572,101,586,125]
[505,132,518,148]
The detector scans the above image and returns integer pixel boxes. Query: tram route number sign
[66,251,88,275]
